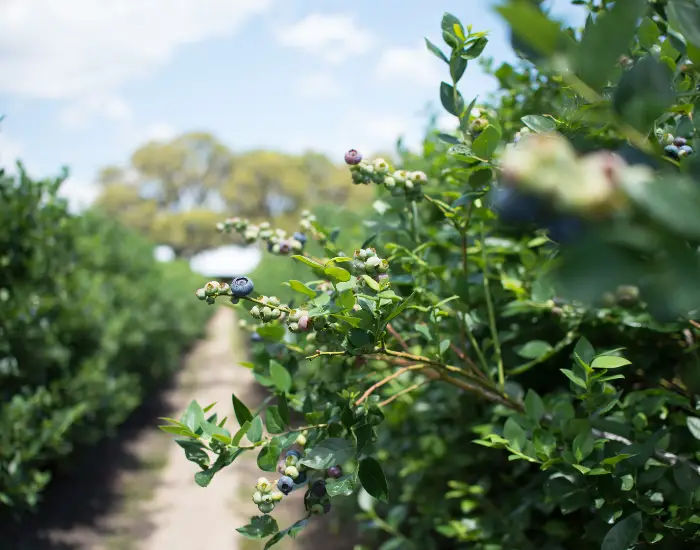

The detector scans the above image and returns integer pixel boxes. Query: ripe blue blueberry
[546,216,584,243]
[294,470,307,485]
[679,145,693,157]
[230,276,254,297]
[673,136,687,147]
[293,232,307,245]
[327,465,342,479]
[277,475,294,495]
[285,449,302,459]
[344,149,363,165]
[493,187,547,224]
[664,144,680,159]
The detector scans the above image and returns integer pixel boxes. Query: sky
[0,0,584,208]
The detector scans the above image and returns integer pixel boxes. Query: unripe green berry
[373,158,390,174]
[409,171,427,185]
[288,322,299,332]
[258,501,275,514]
[252,490,264,504]
[256,477,272,493]
[383,176,396,189]
[284,465,300,479]
[204,281,220,296]
[296,433,307,446]
[195,288,206,300]
[365,256,381,269]
[271,491,284,502]
[285,454,299,467]
[250,305,261,318]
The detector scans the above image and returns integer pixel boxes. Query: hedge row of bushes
[0,166,211,513]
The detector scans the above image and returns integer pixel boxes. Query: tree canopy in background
[95,132,372,256]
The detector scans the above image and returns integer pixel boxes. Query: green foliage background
[0,166,211,512]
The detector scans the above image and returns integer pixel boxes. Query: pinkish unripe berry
[344,149,363,165]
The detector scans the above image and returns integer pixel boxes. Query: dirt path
[141,306,258,549]
[7,306,352,550]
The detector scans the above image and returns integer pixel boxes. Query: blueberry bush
[0,166,210,513]
[162,2,700,548]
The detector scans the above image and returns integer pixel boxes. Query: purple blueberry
[344,149,362,165]
[327,465,342,479]
[277,476,294,495]
[673,136,687,147]
[665,144,680,159]
[230,275,254,297]
[278,241,291,254]
[310,480,327,497]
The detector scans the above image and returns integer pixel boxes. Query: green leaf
[601,512,642,550]
[257,443,281,472]
[440,81,465,116]
[441,12,464,48]
[574,0,645,90]
[247,416,263,443]
[269,360,292,393]
[337,289,356,310]
[264,518,309,549]
[236,515,279,539]
[181,400,205,432]
[361,274,380,291]
[358,457,388,502]
[524,390,545,422]
[638,17,660,49]
[291,254,323,269]
[503,417,526,451]
[450,54,468,83]
[324,264,351,283]
[520,114,556,133]
[265,406,286,434]
[591,355,631,369]
[257,324,285,342]
[277,394,290,426]
[516,340,552,359]
[298,438,355,470]
[613,56,674,132]
[667,0,700,48]
[232,392,253,427]
[471,125,501,159]
[325,475,355,497]
[286,279,316,298]
[497,2,571,57]
[572,429,594,462]
[425,37,448,63]
[687,416,700,440]
[561,368,587,389]
[231,420,251,446]
[462,37,488,60]
[574,337,595,365]
[175,440,209,467]
[384,291,416,323]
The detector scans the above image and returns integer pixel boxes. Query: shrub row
[0,166,211,512]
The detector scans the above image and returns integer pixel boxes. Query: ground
[1,308,354,550]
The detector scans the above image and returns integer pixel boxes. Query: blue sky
[0,0,584,207]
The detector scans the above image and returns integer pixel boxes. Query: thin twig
[479,225,504,389]
[387,323,411,353]
[355,364,425,405]
[379,381,429,407]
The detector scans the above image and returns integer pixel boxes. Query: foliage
[0,165,210,513]
[164,2,700,549]
[95,133,371,256]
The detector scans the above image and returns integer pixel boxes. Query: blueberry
[293,232,307,245]
[285,449,302,459]
[294,470,307,485]
[673,136,687,147]
[230,275,254,297]
[310,480,327,497]
[258,501,275,514]
[250,332,262,343]
[278,241,291,254]
[493,187,547,224]
[679,145,693,157]
[277,475,294,495]
[327,465,342,479]
[546,215,584,243]
[664,144,680,159]
[344,149,363,165]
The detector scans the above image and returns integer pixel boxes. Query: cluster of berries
[344,149,428,201]
[287,309,311,333]
[249,296,287,322]
[252,435,342,516]
[216,217,309,256]
[350,248,390,285]
[660,134,694,159]
[195,276,254,305]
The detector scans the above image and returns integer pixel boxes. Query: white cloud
[0,0,271,99]
[375,43,442,86]
[0,132,23,170]
[59,94,133,128]
[276,13,373,63]
[142,122,178,142]
[295,72,341,99]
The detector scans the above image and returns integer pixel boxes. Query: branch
[387,323,411,353]
[355,364,425,405]
[379,381,429,407]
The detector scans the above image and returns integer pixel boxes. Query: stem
[410,200,420,243]
[508,329,578,375]
[378,381,428,407]
[463,317,491,376]
[480,225,504,389]
[355,364,426,405]
[305,349,346,360]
